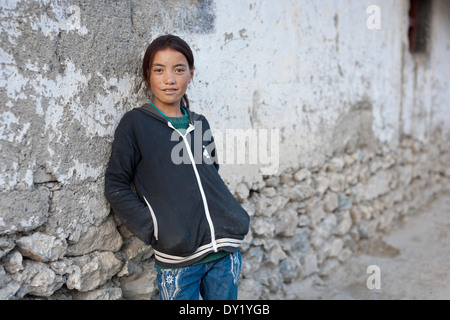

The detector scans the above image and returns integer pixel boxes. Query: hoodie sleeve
[104,113,155,245]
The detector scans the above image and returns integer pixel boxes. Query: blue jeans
[156,250,241,300]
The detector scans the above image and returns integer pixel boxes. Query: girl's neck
[151,101,184,117]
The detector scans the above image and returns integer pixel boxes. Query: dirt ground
[303,191,450,300]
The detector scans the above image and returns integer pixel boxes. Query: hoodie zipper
[168,122,218,252]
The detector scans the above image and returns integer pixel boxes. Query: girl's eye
[175,68,186,73]
[153,68,163,73]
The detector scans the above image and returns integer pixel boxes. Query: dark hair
[142,34,194,109]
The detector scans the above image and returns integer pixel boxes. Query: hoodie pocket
[143,196,159,241]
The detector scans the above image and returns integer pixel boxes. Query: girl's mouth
[162,88,177,94]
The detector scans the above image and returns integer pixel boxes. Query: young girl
[104,34,250,300]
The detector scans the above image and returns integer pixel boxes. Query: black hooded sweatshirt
[104,103,250,268]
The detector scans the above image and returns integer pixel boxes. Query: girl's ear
[190,66,195,82]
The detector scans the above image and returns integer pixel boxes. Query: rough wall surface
[0,0,449,299]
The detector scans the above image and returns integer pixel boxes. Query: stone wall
[1,0,449,299]
[238,135,449,299]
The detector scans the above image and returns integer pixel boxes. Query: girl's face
[149,48,194,111]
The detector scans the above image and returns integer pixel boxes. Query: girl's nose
[164,71,175,84]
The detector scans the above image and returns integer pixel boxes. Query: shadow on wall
[331,99,376,156]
